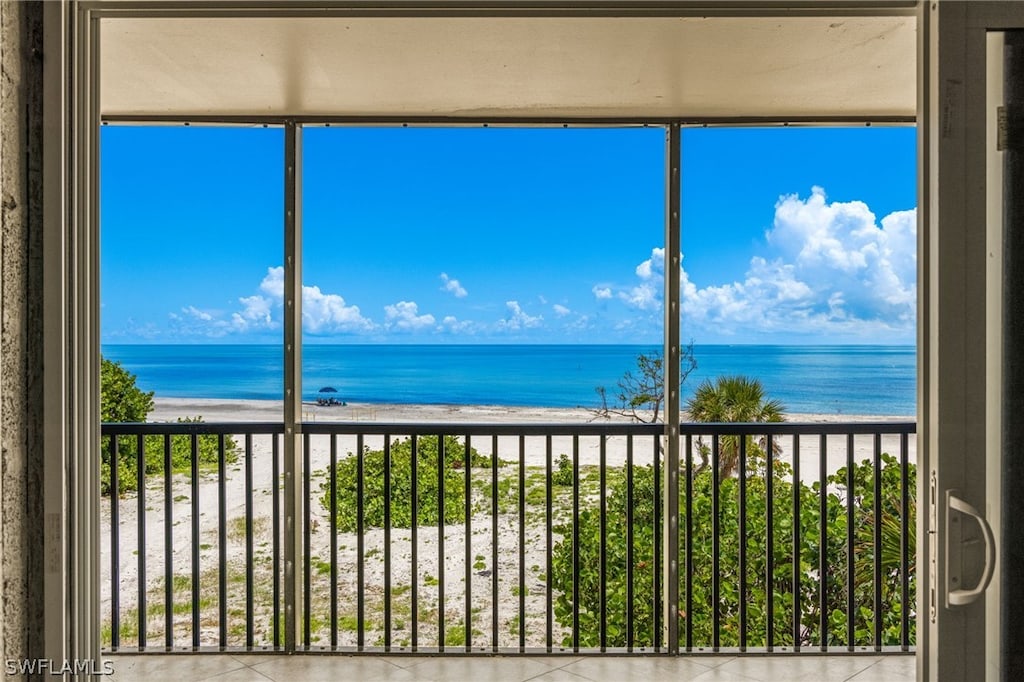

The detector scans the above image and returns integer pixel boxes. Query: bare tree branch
[590,341,697,424]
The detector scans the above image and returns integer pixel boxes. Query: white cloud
[498,300,543,331]
[182,305,214,322]
[302,284,376,334]
[231,295,275,332]
[678,187,916,340]
[440,272,468,298]
[592,285,613,300]
[618,247,666,311]
[553,304,571,317]
[384,300,436,331]
[440,315,478,334]
[177,266,375,337]
[258,266,375,334]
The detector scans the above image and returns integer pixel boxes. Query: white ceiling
[99,14,916,120]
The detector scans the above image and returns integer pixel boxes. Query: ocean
[101,344,916,416]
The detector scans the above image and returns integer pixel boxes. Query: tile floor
[105,653,916,681]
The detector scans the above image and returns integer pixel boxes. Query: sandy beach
[150,397,916,480]
[101,398,916,650]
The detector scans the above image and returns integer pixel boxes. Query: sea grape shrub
[320,435,489,532]
[101,357,155,422]
[104,417,241,496]
[817,452,917,647]
[552,453,574,487]
[551,462,660,648]
[549,450,916,649]
[101,357,239,495]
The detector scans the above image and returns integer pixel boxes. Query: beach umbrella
[319,386,338,393]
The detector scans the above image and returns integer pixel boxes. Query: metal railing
[100,420,915,655]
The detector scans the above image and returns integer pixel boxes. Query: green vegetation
[318,435,492,531]
[101,356,238,496]
[553,371,913,649]
[550,449,915,649]
[686,375,786,477]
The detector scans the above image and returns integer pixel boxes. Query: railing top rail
[678,420,916,436]
[101,421,286,436]
[101,420,916,436]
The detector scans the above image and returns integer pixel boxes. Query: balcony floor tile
[104,653,916,682]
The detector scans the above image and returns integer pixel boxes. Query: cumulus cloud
[177,266,375,337]
[678,187,916,339]
[553,304,571,317]
[384,301,436,331]
[231,295,274,332]
[258,266,375,334]
[619,247,665,311]
[498,300,543,331]
[440,315,478,335]
[592,285,613,300]
[440,272,468,298]
[182,305,214,322]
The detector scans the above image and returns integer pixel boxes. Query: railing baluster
[219,433,227,650]
[383,434,392,651]
[245,433,254,650]
[356,433,364,650]
[465,434,473,652]
[518,434,526,652]
[791,433,801,651]
[329,434,337,649]
[711,434,720,651]
[765,433,774,651]
[818,433,827,652]
[653,434,661,651]
[847,433,855,650]
[545,434,553,652]
[190,432,200,650]
[438,433,446,652]
[137,434,147,650]
[163,433,173,650]
[572,434,580,652]
[683,433,692,653]
[303,432,311,649]
[873,433,883,651]
[110,435,120,651]
[626,435,635,652]
[491,434,499,653]
[739,436,748,651]
[599,435,607,653]
[411,435,419,651]
[272,434,281,649]
[900,431,910,651]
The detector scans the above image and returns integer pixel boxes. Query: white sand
[101,399,916,650]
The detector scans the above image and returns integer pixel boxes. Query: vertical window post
[283,121,304,653]
[664,122,682,654]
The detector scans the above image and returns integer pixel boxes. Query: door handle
[945,490,997,607]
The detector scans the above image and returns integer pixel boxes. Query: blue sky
[100,125,916,345]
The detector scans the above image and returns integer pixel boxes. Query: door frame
[43,0,929,671]
[920,2,1024,680]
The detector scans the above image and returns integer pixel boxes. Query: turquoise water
[101,344,916,416]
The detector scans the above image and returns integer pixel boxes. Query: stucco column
[0,0,46,675]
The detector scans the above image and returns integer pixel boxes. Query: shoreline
[150,396,915,424]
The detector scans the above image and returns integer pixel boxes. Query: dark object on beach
[317,387,343,406]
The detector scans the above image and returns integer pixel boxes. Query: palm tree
[685,376,785,477]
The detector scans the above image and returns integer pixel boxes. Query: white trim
[42,0,70,668]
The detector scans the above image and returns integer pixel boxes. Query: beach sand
[101,398,916,650]
[150,397,916,480]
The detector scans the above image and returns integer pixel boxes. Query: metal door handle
[945,490,997,607]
